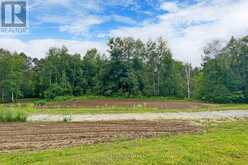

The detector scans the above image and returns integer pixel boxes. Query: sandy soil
[0,121,200,152]
[28,110,248,122]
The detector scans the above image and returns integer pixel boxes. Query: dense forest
[0,36,247,103]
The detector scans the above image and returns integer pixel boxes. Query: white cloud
[3,0,248,67]
[102,0,138,8]
[110,0,248,66]
[30,0,100,11]
[32,0,102,35]
[36,15,72,24]
[0,38,107,59]
[45,0,71,5]
[110,15,137,25]
[160,2,179,12]
[59,16,103,35]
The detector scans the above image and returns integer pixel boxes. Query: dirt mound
[0,121,200,152]
[43,99,209,109]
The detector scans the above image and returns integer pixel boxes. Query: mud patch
[0,121,200,152]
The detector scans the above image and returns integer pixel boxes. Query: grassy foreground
[1,120,248,164]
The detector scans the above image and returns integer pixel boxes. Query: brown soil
[43,99,209,109]
[0,121,200,152]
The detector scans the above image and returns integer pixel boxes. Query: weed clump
[0,110,27,122]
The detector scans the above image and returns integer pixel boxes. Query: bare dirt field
[0,121,200,152]
[42,99,209,109]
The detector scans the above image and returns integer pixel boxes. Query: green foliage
[1,36,247,103]
[53,95,74,102]
[28,37,188,99]
[196,36,248,103]
[100,37,186,97]
[0,50,34,102]
[34,100,48,106]
[0,110,27,122]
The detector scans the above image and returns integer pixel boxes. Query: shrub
[34,100,48,106]
[53,96,74,102]
[0,110,27,122]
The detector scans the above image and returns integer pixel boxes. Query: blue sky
[1,0,248,66]
[26,0,172,41]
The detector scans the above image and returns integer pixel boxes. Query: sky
[0,0,248,66]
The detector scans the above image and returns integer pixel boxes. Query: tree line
[0,36,247,103]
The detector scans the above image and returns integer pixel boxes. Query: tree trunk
[1,90,4,103]
[157,70,160,96]
[49,71,52,86]
[185,65,191,99]
[11,92,14,103]
[153,71,156,96]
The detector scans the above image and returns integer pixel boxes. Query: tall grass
[0,110,27,122]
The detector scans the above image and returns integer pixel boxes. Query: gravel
[28,110,248,122]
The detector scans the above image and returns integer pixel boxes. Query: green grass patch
[1,98,248,115]
[214,103,248,110]
[0,109,27,122]
[33,96,193,105]
[1,120,248,164]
